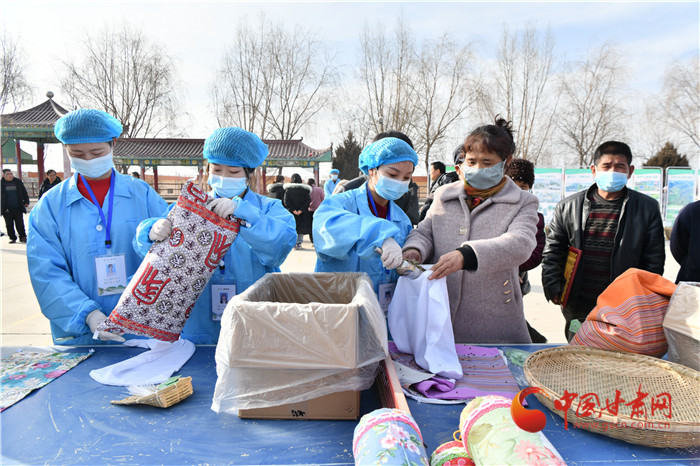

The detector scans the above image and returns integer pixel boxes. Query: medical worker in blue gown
[134,127,297,344]
[312,137,418,306]
[27,109,169,345]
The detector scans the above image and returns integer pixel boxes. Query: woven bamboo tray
[112,376,193,408]
[523,346,700,448]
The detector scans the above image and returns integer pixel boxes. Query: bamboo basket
[523,346,700,448]
[112,376,193,408]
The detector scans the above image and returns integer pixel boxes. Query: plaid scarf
[464,177,507,211]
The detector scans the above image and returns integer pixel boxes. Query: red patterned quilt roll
[97,181,240,341]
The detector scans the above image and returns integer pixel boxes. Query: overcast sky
[2,1,698,175]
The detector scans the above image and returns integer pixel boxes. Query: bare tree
[358,16,418,136]
[212,17,274,136]
[60,23,183,138]
[213,16,337,140]
[411,34,476,174]
[477,25,559,163]
[557,44,626,167]
[1,32,33,114]
[657,55,700,155]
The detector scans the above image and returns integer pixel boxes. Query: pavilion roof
[0,97,69,143]
[1,98,68,127]
[113,137,332,167]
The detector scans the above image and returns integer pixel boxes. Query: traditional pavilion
[0,92,68,180]
[113,138,332,192]
[1,95,332,193]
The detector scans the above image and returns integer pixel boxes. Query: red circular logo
[511,387,549,433]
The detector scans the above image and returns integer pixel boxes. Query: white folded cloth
[90,338,195,386]
[388,266,462,379]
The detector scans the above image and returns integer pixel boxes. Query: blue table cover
[1,345,697,464]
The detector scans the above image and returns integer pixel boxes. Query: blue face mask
[208,174,247,198]
[374,174,409,201]
[595,171,628,193]
[331,174,338,181]
[462,160,505,190]
[69,151,114,179]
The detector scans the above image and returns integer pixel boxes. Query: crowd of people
[6,108,698,347]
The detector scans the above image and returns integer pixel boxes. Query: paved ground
[1,214,681,347]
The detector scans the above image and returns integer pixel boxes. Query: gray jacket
[404,178,538,343]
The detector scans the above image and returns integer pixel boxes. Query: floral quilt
[1,351,92,411]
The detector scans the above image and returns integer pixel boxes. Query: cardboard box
[220,273,385,370]
[238,390,361,420]
[212,273,388,416]
[236,356,411,420]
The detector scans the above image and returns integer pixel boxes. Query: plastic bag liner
[211,272,388,412]
[663,281,700,371]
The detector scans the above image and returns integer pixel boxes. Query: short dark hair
[593,141,632,166]
[307,178,315,185]
[505,158,535,188]
[291,173,302,183]
[2,169,11,174]
[430,161,446,174]
[275,175,285,183]
[455,116,516,164]
[373,130,414,149]
[47,169,57,175]
[243,167,255,180]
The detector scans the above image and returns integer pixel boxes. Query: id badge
[211,284,236,321]
[378,283,396,315]
[95,254,127,296]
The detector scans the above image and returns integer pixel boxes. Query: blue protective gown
[312,182,413,293]
[27,170,169,345]
[134,189,296,344]
[323,178,340,198]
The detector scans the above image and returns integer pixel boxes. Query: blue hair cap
[54,109,123,144]
[358,137,418,174]
[203,127,268,168]
[330,168,339,175]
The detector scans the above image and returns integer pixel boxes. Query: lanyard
[80,170,115,249]
[367,188,392,278]
[367,187,391,221]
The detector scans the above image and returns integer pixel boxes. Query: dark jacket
[419,172,459,221]
[334,175,366,194]
[394,180,420,226]
[670,200,700,283]
[267,182,285,200]
[519,212,546,296]
[541,185,665,318]
[1,177,30,213]
[38,177,62,199]
[283,182,312,234]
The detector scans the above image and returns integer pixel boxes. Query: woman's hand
[429,250,464,280]
[402,248,422,263]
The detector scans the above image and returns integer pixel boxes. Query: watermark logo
[511,387,549,433]
[512,384,673,432]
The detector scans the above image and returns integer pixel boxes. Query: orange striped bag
[571,268,677,357]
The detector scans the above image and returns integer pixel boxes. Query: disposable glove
[380,237,403,269]
[209,197,239,219]
[86,310,126,343]
[148,219,172,242]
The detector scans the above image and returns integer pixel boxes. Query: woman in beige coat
[403,118,538,343]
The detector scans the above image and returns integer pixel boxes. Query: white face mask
[208,174,247,198]
[70,151,115,179]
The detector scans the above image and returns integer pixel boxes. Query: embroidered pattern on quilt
[97,181,240,341]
